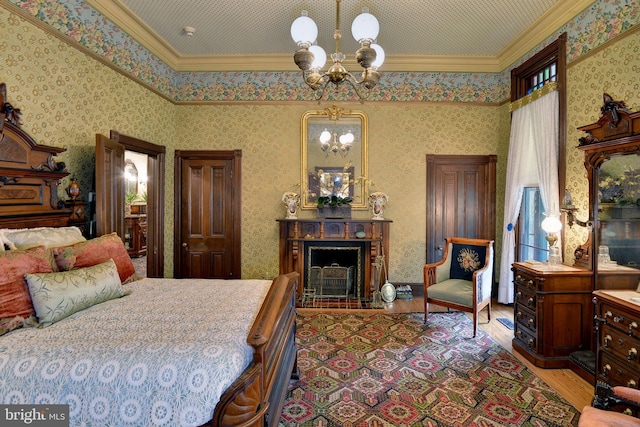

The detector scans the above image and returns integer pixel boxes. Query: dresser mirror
[300,106,368,210]
[576,94,640,289]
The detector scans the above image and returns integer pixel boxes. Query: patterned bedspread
[0,278,272,427]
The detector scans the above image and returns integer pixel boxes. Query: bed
[0,83,298,427]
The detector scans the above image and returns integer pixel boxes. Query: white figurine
[368,192,389,220]
[282,192,300,219]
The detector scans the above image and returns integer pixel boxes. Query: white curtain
[498,89,559,304]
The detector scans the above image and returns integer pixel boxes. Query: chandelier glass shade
[319,128,354,157]
[291,0,384,101]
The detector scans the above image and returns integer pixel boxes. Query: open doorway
[111,131,165,278]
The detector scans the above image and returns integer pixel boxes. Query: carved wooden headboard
[0,83,72,229]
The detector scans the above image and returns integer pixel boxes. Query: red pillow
[52,233,137,284]
[0,245,55,324]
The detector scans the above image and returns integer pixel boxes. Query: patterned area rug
[280,312,580,426]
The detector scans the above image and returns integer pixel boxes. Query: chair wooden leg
[473,313,478,338]
[424,301,429,324]
[487,302,492,321]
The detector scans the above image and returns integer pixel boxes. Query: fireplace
[306,244,363,299]
[277,219,391,302]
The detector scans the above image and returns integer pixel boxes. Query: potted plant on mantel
[316,195,353,219]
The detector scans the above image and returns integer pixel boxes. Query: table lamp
[541,214,563,265]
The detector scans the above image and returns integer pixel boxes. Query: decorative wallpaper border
[3,0,638,103]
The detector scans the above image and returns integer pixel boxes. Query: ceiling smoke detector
[184,26,195,37]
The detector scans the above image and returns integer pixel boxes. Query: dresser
[125,215,147,257]
[512,262,593,368]
[593,290,640,409]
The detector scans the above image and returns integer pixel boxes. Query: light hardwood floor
[301,296,594,412]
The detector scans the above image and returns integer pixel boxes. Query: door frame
[173,150,242,278]
[426,154,497,264]
[111,131,166,278]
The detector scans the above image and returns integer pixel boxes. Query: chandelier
[319,128,354,157]
[290,0,384,101]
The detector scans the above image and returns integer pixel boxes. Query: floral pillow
[0,245,56,335]
[51,232,138,284]
[449,244,486,281]
[25,258,128,327]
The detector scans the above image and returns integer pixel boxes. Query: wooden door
[426,154,497,263]
[174,151,241,279]
[95,134,125,238]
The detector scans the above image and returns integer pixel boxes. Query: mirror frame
[300,105,369,210]
[124,159,138,196]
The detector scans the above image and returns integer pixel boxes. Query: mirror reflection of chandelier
[291,0,385,101]
[319,128,354,157]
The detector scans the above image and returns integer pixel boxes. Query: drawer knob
[515,275,521,281]
[630,322,638,333]
[528,318,535,325]
[629,348,638,361]
[605,311,613,318]
[604,335,612,348]
[614,315,624,323]
[527,280,534,287]
[527,298,534,306]
[628,380,637,388]
[527,338,534,347]
[516,311,522,318]
[603,364,611,376]
[516,291,522,297]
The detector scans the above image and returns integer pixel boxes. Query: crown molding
[496,0,596,69]
[87,0,597,74]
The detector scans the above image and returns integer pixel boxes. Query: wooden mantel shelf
[277,218,391,300]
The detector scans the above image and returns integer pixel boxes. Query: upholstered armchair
[423,237,494,338]
[579,383,640,426]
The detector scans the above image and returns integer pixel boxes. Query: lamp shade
[291,12,318,46]
[351,11,379,43]
[541,215,562,233]
[370,43,385,68]
[308,45,327,69]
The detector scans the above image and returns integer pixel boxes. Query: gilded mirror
[124,159,138,196]
[301,106,368,209]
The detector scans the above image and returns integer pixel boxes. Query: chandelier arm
[314,78,332,102]
[343,72,371,101]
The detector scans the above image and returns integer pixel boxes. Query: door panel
[426,154,496,264]
[175,151,241,279]
[95,134,125,238]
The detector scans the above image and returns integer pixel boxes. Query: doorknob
[182,242,187,248]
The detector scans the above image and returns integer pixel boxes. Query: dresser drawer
[601,302,640,336]
[515,304,537,332]
[598,350,640,389]
[514,285,536,310]
[601,324,640,368]
[515,325,537,353]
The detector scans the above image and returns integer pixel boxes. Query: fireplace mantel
[277,218,391,300]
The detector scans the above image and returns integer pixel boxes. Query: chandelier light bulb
[291,11,318,47]
[319,129,331,143]
[309,45,327,69]
[351,11,379,43]
[371,43,385,69]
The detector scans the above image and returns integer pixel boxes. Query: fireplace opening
[305,244,363,300]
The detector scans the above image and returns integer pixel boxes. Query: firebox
[306,244,362,299]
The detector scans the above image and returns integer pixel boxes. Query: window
[518,187,548,261]
[511,33,566,262]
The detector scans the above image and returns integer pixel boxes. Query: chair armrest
[424,259,449,287]
[613,386,640,405]
[472,246,494,302]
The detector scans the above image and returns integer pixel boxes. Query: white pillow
[25,258,127,326]
[2,226,86,250]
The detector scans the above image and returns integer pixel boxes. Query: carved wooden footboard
[208,272,299,427]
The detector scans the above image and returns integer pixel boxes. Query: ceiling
[85,0,595,73]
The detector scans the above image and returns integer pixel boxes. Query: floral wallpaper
[3,0,638,103]
[563,29,640,265]
[0,0,638,282]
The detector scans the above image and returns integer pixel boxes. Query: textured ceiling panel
[118,0,561,58]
